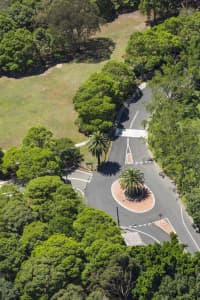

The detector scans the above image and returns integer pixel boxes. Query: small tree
[119,168,145,200]
[88,132,110,167]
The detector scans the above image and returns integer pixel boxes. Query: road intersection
[85,86,200,253]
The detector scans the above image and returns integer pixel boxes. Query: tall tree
[119,168,145,199]
[88,131,110,167]
[38,0,101,52]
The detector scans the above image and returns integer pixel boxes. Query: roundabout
[111,179,155,213]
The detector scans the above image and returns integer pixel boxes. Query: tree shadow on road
[98,161,121,176]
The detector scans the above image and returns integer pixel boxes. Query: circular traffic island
[111,179,155,213]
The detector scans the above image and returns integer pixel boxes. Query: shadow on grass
[1,37,115,79]
[98,161,121,176]
[74,37,115,63]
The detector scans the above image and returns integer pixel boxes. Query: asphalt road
[85,87,200,253]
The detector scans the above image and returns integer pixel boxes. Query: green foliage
[22,126,53,149]
[126,27,181,78]
[51,284,85,300]
[119,168,145,199]
[100,253,140,300]
[73,207,123,247]
[2,146,20,178]
[20,221,50,254]
[2,126,81,183]
[0,187,35,235]
[16,146,60,183]
[38,0,101,52]
[139,0,182,23]
[24,175,63,200]
[7,1,35,29]
[102,60,136,99]
[15,234,84,299]
[0,233,25,280]
[88,131,110,166]
[0,28,40,73]
[0,277,20,300]
[0,13,16,39]
[82,240,125,286]
[24,176,82,225]
[0,147,4,177]
[53,137,83,170]
[33,27,54,62]
[146,13,200,227]
[73,72,122,133]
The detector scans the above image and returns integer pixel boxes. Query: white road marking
[181,206,200,251]
[67,177,91,183]
[128,227,160,244]
[75,170,93,175]
[130,110,140,129]
[165,218,177,233]
[139,82,147,90]
[74,187,85,196]
[117,129,147,138]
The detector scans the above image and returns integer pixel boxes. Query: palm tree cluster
[119,168,146,201]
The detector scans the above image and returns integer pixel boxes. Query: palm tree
[88,131,110,167]
[119,168,145,200]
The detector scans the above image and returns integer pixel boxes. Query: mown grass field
[0,11,146,151]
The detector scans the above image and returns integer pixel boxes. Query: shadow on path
[98,161,121,176]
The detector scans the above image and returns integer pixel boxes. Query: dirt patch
[111,180,155,213]
[154,219,175,235]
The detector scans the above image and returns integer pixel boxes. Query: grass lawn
[0,11,146,150]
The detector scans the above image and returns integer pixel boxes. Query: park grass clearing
[0,11,146,150]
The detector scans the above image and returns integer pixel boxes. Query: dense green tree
[7,1,35,29]
[74,72,121,133]
[0,196,35,235]
[16,147,60,183]
[73,207,123,247]
[126,27,181,78]
[82,240,125,287]
[93,0,116,21]
[33,27,54,62]
[0,233,25,280]
[22,126,53,149]
[139,0,182,23]
[15,234,84,299]
[0,13,16,39]
[24,175,64,200]
[53,137,83,170]
[86,289,105,300]
[20,221,50,255]
[0,147,4,177]
[51,284,85,300]
[0,277,20,300]
[0,28,40,74]
[119,168,145,199]
[38,0,101,53]
[102,60,137,99]
[100,253,140,300]
[2,146,20,179]
[88,131,110,167]
[24,176,83,223]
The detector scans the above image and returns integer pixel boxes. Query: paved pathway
[66,169,92,197]
[86,86,200,253]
